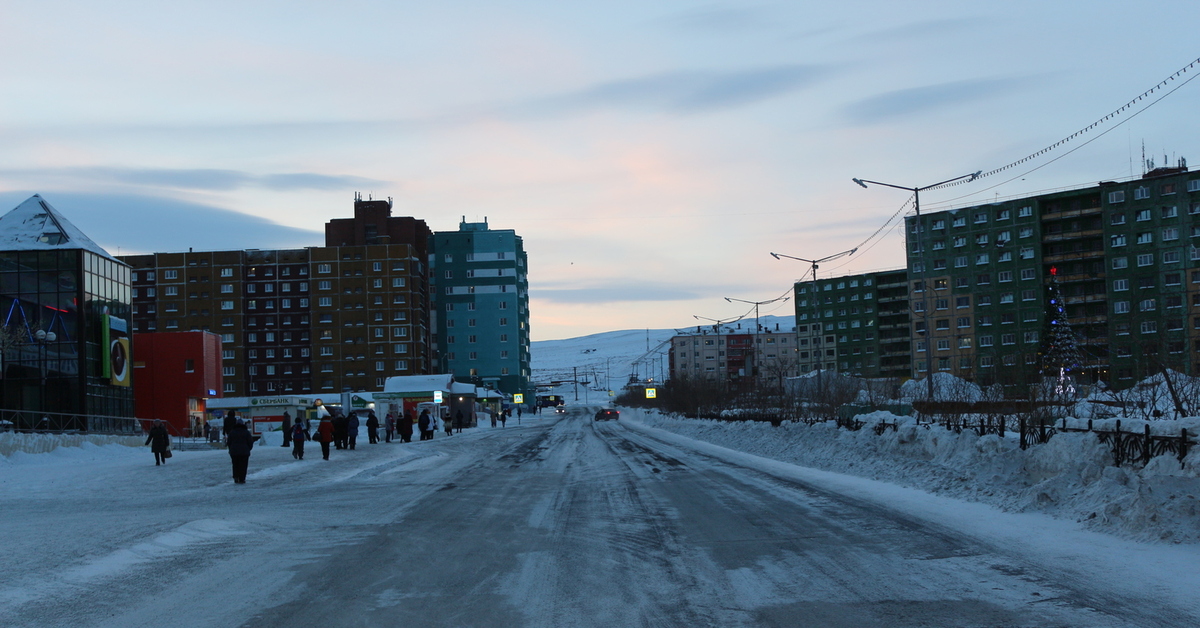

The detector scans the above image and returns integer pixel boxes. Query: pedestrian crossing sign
[645,388,657,399]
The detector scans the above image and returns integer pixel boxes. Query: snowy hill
[531,315,795,398]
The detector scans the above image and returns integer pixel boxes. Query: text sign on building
[513,394,524,404]
[433,391,443,403]
[645,388,657,399]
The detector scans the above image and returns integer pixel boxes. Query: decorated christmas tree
[1040,266,1084,396]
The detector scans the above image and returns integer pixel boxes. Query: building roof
[381,373,458,395]
[0,195,120,262]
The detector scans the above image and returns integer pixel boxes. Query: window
[1020,268,1036,280]
[1137,232,1153,245]
[1113,279,1129,291]
[1139,299,1156,311]
[163,270,178,280]
[956,316,970,328]
[998,270,1013,282]
[998,252,1012,263]
[1164,228,1181,243]
[953,216,967,228]
[1164,251,1181,264]
[1190,180,1200,193]
[933,259,947,270]
[1133,186,1150,200]
[979,335,994,347]
[1137,254,1154,267]
[1165,272,1182,286]
[976,234,989,245]
[318,296,332,307]
[1141,321,1157,334]
[1111,212,1126,225]
[317,263,331,274]
[1136,209,1152,221]
[1001,333,1016,345]
[1114,301,1130,313]
[953,236,966,248]
[998,209,1011,220]
[318,280,331,290]
[1021,289,1036,301]
[165,286,178,296]
[954,256,967,268]
[931,219,945,230]
[956,296,970,308]
[975,254,989,265]
[1108,191,1125,204]
[1018,206,1033,217]
[1019,247,1035,260]
[1164,205,1178,218]
[1000,292,1014,304]
[392,278,405,287]
[1112,257,1128,270]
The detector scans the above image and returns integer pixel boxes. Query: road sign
[513,394,524,404]
[645,388,657,399]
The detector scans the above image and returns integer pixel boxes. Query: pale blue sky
[2,1,1198,339]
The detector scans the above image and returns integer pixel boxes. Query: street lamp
[34,329,56,420]
[851,171,981,406]
[770,248,857,395]
[724,295,789,385]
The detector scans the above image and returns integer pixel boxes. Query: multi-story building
[905,163,1200,389]
[430,218,531,399]
[121,196,432,397]
[667,323,800,387]
[0,195,134,426]
[791,269,911,379]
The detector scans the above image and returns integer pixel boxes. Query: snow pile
[0,432,144,457]
[898,372,984,402]
[629,409,1200,543]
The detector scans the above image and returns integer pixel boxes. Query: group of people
[148,405,487,484]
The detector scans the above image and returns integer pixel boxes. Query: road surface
[2,406,1197,627]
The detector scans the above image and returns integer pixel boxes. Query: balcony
[1041,229,1104,244]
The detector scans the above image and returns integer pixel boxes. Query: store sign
[250,397,292,406]
[433,391,443,403]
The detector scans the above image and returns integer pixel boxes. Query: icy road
[3,407,1199,627]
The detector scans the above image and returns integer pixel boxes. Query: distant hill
[530,315,795,400]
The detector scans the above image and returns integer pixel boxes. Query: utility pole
[770,249,856,397]
[725,295,789,386]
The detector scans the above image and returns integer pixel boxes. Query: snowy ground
[4,408,1200,626]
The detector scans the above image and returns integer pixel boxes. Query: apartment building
[791,269,911,379]
[430,218,532,400]
[668,323,800,387]
[120,196,432,397]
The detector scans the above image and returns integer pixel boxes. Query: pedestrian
[223,410,237,443]
[418,409,431,441]
[316,416,334,460]
[500,409,507,428]
[399,411,414,443]
[203,420,211,442]
[446,411,455,437]
[385,413,395,443]
[145,419,170,466]
[291,418,309,460]
[366,411,379,444]
[281,410,292,447]
[227,418,254,484]
[347,411,360,450]
[517,406,523,422]
[333,411,348,450]
[490,409,497,428]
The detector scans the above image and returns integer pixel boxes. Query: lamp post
[694,314,742,386]
[724,295,789,385]
[34,329,56,420]
[851,171,981,406]
[770,248,857,396]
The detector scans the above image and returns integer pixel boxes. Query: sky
[1,1,1199,341]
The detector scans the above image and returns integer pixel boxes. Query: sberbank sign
[249,397,310,406]
[350,395,370,408]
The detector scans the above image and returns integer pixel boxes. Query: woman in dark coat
[291,419,309,460]
[365,411,379,444]
[316,417,334,460]
[145,419,170,466]
[226,419,254,484]
[333,411,348,450]
[399,411,414,443]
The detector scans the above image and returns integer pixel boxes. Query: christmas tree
[1041,266,1084,396]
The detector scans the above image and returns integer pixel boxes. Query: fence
[0,408,142,435]
[1019,417,1195,468]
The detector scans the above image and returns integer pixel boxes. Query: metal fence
[0,409,142,435]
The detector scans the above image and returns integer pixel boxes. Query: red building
[133,331,223,436]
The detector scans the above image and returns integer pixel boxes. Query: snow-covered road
[3,408,1198,627]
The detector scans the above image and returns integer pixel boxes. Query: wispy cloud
[843,76,1032,123]
[656,5,776,34]
[533,281,709,304]
[522,64,827,115]
[0,192,322,254]
[0,167,385,193]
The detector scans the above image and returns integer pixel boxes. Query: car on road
[594,409,619,421]
[555,405,566,414]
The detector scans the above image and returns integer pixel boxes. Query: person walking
[223,410,237,443]
[281,411,292,448]
[418,409,431,441]
[333,411,348,450]
[399,411,414,443]
[316,416,334,460]
[227,419,254,484]
[499,409,507,428]
[145,419,170,466]
[385,413,395,443]
[366,411,379,444]
[291,419,309,460]
[446,411,455,437]
[517,406,523,423]
[347,412,360,450]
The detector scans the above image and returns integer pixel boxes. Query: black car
[594,409,619,421]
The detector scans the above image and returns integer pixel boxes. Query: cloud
[843,76,1032,123]
[0,167,386,193]
[0,191,322,254]
[656,5,775,34]
[517,64,827,116]
[855,17,984,44]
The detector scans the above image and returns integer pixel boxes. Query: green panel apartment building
[430,218,532,400]
[792,268,911,379]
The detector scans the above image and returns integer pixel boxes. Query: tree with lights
[1040,266,1084,396]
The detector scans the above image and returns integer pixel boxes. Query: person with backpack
[418,409,431,441]
[291,418,309,460]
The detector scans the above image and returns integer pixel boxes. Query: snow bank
[630,410,1200,544]
[0,432,144,457]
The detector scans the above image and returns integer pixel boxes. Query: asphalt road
[3,407,1196,627]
